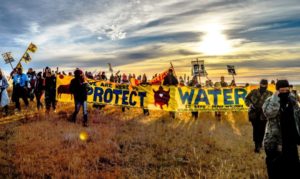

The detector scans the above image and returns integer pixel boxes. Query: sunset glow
[0,0,299,83]
[199,23,233,55]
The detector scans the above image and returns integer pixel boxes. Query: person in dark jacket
[163,68,178,119]
[27,68,36,101]
[163,68,178,86]
[69,69,89,127]
[44,67,56,113]
[220,76,228,87]
[34,72,44,110]
[263,80,300,179]
[13,67,29,111]
[101,72,107,81]
[245,79,273,153]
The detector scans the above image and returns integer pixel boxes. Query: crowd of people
[0,66,300,178]
[0,66,245,116]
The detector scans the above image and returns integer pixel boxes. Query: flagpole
[2,52,16,70]
[170,61,176,77]
[197,58,202,85]
[15,46,30,69]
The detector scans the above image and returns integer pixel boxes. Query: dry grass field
[0,101,269,179]
[0,85,299,178]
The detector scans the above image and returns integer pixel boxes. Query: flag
[16,62,23,69]
[27,43,37,53]
[170,62,177,77]
[22,52,32,63]
[227,65,236,75]
[108,63,113,73]
[130,78,140,87]
[150,66,176,85]
[191,59,205,76]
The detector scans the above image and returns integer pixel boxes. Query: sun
[199,23,233,56]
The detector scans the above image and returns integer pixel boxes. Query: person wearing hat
[69,69,90,127]
[263,79,300,179]
[245,79,273,153]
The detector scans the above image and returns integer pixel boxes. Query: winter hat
[260,79,268,85]
[276,80,289,90]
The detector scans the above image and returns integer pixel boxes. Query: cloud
[0,0,300,82]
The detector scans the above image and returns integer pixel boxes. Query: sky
[0,0,300,84]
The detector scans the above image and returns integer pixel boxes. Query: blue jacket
[13,73,28,87]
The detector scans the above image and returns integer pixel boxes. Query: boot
[83,114,88,127]
[170,112,175,119]
[143,109,150,116]
[70,112,77,123]
[3,105,8,116]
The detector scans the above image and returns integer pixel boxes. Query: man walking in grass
[245,79,272,153]
[69,69,90,127]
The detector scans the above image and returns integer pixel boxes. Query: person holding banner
[189,76,201,119]
[214,76,229,119]
[13,67,29,112]
[121,73,130,112]
[263,80,300,179]
[101,72,107,81]
[140,74,150,116]
[230,79,236,87]
[220,76,228,87]
[245,79,272,153]
[69,69,90,127]
[179,76,185,87]
[163,68,178,119]
[0,69,9,115]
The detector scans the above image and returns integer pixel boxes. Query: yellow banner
[56,75,275,111]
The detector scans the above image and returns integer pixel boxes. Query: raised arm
[262,94,280,119]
